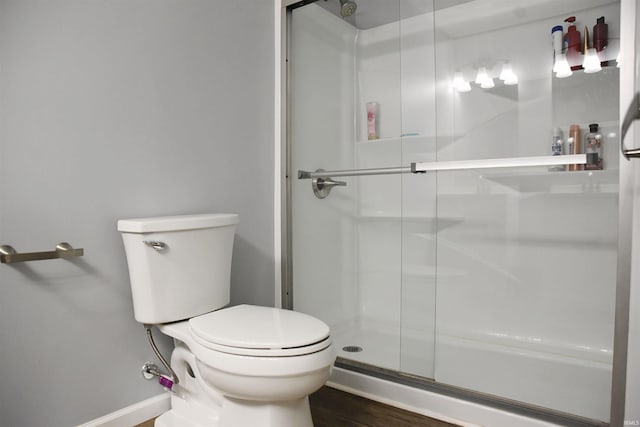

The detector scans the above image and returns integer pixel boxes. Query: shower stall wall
[287,0,620,424]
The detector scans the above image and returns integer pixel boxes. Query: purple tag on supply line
[159,376,173,390]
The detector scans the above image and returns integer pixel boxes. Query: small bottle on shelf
[366,102,379,140]
[549,127,566,171]
[551,25,563,67]
[568,124,581,171]
[584,123,603,170]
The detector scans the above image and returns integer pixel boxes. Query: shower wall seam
[398,0,405,374]
[431,0,439,382]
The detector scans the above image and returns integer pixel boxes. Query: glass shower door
[431,0,619,421]
[288,2,366,351]
[288,0,620,424]
[288,1,439,375]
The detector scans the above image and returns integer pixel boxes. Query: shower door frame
[277,0,636,425]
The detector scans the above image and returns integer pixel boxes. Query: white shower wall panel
[356,12,438,140]
[356,26,402,141]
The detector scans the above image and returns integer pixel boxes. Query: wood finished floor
[310,386,456,427]
[134,386,457,427]
[134,419,155,427]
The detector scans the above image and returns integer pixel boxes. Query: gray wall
[0,1,274,426]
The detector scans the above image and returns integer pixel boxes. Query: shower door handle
[312,173,347,199]
[621,92,640,158]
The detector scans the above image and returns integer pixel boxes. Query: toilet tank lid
[117,213,239,233]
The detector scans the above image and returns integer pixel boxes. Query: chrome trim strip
[610,1,636,424]
[336,358,608,427]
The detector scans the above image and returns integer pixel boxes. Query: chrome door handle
[311,169,347,199]
[621,92,640,158]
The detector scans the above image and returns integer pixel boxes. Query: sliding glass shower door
[287,0,619,423]
[289,1,428,374]
[432,1,619,421]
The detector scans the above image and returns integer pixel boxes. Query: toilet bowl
[157,305,334,427]
[117,214,335,427]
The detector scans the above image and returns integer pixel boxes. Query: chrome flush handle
[143,241,168,251]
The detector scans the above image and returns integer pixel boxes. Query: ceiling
[316,0,474,29]
[314,0,617,34]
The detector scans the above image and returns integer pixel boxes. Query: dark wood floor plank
[310,386,457,427]
[133,419,156,427]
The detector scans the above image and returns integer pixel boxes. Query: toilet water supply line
[144,324,179,390]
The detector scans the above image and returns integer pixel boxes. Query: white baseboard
[76,393,170,427]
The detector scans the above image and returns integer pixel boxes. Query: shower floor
[331,320,401,371]
[331,318,436,379]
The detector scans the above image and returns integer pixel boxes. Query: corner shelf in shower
[356,212,465,232]
[402,263,465,280]
[356,134,433,145]
[356,133,459,151]
[482,168,619,193]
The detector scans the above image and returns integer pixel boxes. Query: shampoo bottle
[366,102,379,140]
[552,25,563,64]
[568,124,581,171]
[584,123,603,170]
[564,16,582,70]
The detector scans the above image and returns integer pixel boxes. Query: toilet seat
[188,305,331,357]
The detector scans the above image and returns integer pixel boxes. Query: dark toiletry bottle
[593,16,608,65]
[584,123,603,170]
[593,17,608,51]
[564,16,582,70]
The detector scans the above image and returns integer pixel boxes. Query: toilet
[117,213,335,427]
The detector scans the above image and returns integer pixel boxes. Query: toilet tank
[117,214,239,324]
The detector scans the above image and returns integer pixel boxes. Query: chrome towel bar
[0,242,84,264]
[298,154,588,199]
[298,154,587,179]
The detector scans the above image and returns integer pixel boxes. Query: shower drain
[342,345,363,353]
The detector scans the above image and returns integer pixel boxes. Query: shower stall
[283,0,627,425]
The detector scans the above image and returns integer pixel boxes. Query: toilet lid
[189,305,331,356]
